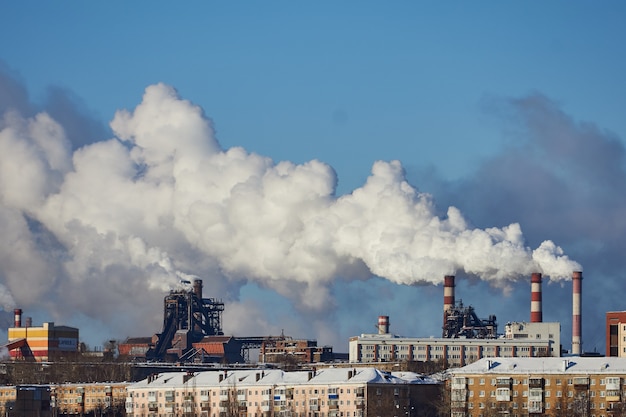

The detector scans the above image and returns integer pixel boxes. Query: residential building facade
[349,334,554,367]
[0,382,127,416]
[125,367,441,417]
[449,356,626,417]
[606,311,626,357]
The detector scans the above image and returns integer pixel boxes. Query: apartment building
[0,382,127,416]
[607,311,626,357]
[449,356,626,417]
[349,333,555,367]
[125,367,441,417]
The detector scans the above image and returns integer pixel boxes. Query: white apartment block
[349,333,556,367]
[125,367,441,417]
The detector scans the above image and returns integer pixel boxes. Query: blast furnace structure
[146,279,225,361]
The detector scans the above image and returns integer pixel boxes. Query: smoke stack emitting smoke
[530,272,542,323]
[0,83,582,340]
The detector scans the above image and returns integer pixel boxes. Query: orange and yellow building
[6,309,79,362]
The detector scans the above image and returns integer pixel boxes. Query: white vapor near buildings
[0,83,580,346]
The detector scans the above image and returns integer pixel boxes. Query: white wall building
[125,367,441,417]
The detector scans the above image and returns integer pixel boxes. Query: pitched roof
[452,356,626,375]
[129,367,440,390]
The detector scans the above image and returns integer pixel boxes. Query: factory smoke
[0,78,589,349]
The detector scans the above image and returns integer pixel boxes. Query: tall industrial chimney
[572,271,583,355]
[530,273,543,323]
[377,315,390,334]
[193,279,203,300]
[443,275,455,326]
[13,308,22,328]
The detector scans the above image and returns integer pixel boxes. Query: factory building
[349,273,583,366]
[5,309,79,362]
[606,311,626,357]
[125,367,441,417]
[259,337,333,364]
[449,356,626,416]
[117,279,330,364]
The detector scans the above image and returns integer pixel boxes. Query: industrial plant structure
[259,337,333,364]
[145,278,226,361]
[117,278,334,364]
[3,309,79,362]
[349,272,583,366]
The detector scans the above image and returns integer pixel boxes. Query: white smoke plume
[0,83,580,342]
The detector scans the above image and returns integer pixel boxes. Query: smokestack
[25,317,32,328]
[530,273,543,323]
[193,279,203,299]
[14,308,22,328]
[192,279,204,333]
[572,271,583,355]
[377,315,390,334]
[443,275,455,326]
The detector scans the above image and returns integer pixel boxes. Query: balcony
[148,402,158,411]
[606,389,621,402]
[497,378,513,387]
[452,377,467,389]
[528,400,543,413]
[606,379,621,391]
[201,401,210,411]
[573,377,589,389]
[451,389,467,402]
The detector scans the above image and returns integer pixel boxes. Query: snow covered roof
[452,356,626,375]
[129,367,440,390]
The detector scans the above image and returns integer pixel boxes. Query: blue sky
[1,2,626,354]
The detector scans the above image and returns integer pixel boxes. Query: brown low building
[260,338,333,364]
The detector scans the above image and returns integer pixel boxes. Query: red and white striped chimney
[572,271,583,355]
[378,315,390,334]
[13,308,22,328]
[530,273,543,323]
[443,275,455,325]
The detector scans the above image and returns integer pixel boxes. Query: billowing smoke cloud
[412,92,626,351]
[0,81,581,346]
